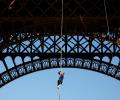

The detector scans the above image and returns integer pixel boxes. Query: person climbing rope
[57,71,64,89]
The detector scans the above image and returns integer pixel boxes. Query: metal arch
[1,33,120,53]
[0,34,119,88]
[0,0,119,88]
[0,57,120,88]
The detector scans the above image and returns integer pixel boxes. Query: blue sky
[0,68,120,100]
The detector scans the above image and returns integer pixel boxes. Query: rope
[57,88,61,100]
[57,0,64,99]
[60,0,64,72]
[8,0,16,9]
[104,0,110,34]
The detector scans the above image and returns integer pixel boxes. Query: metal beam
[0,16,120,33]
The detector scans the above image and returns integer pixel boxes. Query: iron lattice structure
[0,0,120,87]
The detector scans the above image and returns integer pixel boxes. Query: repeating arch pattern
[1,34,120,53]
[0,34,119,87]
[0,57,120,88]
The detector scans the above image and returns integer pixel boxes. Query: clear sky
[0,68,120,100]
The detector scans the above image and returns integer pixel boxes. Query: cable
[57,88,61,100]
[57,1,64,99]
[8,0,16,10]
[104,3,115,57]
[80,15,87,33]
[104,0,110,34]
[60,0,64,72]
[104,0,115,57]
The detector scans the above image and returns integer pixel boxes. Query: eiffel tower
[0,0,120,88]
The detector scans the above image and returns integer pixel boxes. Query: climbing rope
[57,0,64,100]
[57,87,61,100]
[8,0,16,10]
[60,0,64,72]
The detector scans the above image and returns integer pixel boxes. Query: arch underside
[0,57,120,88]
[1,33,120,53]
[0,34,120,88]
